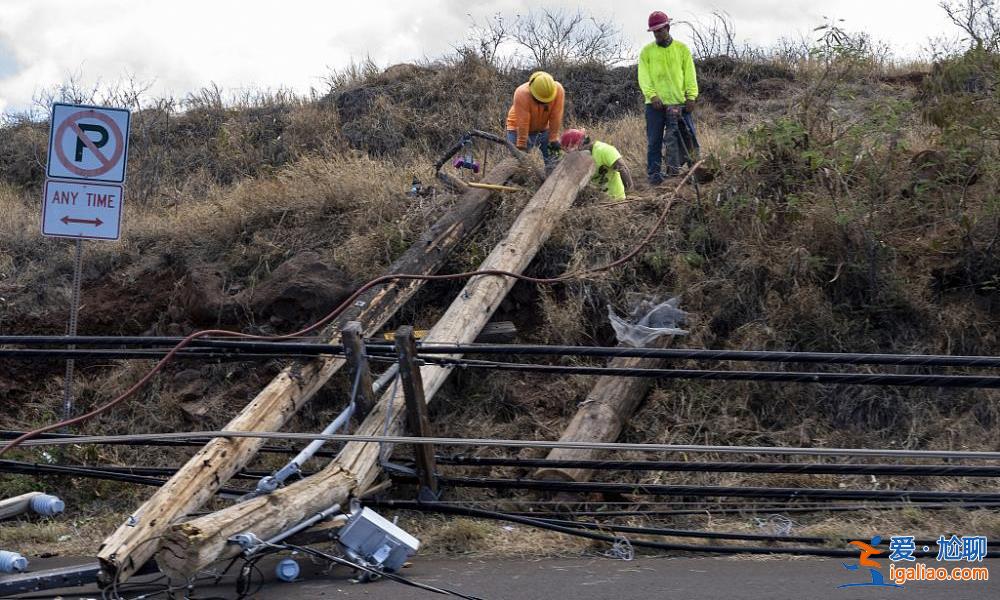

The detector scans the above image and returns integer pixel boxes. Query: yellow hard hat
[528,71,558,103]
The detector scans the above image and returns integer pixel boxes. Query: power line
[11,345,1000,388]
[0,335,333,347]
[367,501,969,559]
[0,348,327,361]
[394,473,1000,503]
[393,355,1000,389]
[0,459,247,496]
[12,344,1000,387]
[405,343,1000,368]
[7,336,1000,369]
[12,430,1000,460]
[447,510,991,548]
[0,430,339,458]
[0,459,314,481]
[15,453,999,480]
[7,451,998,519]
[435,455,1000,477]
[500,503,1000,517]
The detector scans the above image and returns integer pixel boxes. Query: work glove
[548,140,563,160]
[684,99,696,113]
[651,96,664,111]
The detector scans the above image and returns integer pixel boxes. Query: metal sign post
[43,103,130,423]
[63,239,83,423]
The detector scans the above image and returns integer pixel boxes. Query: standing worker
[638,10,699,185]
[559,128,634,200]
[506,71,565,172]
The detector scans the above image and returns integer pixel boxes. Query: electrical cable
[0,430,338,458]
[7,430,1000,475]
[386,497,1000,514]
[12,343,1000,385]
[401,343,1000,368]
[31,446,995,520]
[502,503,1000,517]
[0,459,247,495]
[0,335,333,347]
[0,348,329,361]
[368,501,966,559]
[14,456,1000,482]
[434,455,1000,477]
[279,543,487,599]
[12,429,1000,461]
[395,473,1000,503]
[233,548,272,600]
[8,337,1000,369]
[381,354,1000,389]
[0,459,316,480]
[0,164,699,458]
[9,344,1000,388]
[522,515,997,548]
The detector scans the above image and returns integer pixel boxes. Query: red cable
[0,164,699,458]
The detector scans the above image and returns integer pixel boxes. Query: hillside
[1,42,999,558]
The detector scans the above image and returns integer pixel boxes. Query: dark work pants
[646,104,698,183]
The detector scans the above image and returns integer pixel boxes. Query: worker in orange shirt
[506,71,565,172]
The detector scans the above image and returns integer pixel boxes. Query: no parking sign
[43,103,130,240]
[42,102,131,423]
[47,103,130,183]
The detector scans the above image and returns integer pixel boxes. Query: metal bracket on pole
[433,129,543,192]
[342,321,375,419]
[394,326,439,501]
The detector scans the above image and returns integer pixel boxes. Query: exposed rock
[248,252,352,329]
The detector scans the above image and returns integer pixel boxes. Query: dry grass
[1,51,999,558]
[407,515,592,558]
[0,511,130,557]
[3,505,998,562]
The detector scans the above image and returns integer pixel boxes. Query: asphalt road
[5,556,995,600]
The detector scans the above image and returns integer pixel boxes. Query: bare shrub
[681,11,753,60]
[941,0,1000,51]
[466,8,630,69]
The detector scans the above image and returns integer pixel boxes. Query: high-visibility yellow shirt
[637,40,699,105]
[591,141,625,200]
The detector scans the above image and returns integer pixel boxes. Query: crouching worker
[506,71,565,172]
[560,128,634,200]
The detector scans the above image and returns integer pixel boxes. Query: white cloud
[0,0,950,115]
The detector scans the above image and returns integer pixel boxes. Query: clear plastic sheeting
[608,297,689,348]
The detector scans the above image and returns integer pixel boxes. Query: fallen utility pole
[156,152,595,579]
[0,492,44,520]
[97,159,521,584]
[534,340,672,484]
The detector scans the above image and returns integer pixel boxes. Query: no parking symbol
[41,102,131,424]
[47,103,130,183]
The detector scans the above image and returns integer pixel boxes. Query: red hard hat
[648,11,671,31]
[560,128,587,151]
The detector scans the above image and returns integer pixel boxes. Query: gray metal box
[338,507,420,572]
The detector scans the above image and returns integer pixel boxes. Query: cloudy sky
[0,0,952,115]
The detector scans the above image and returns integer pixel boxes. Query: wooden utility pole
[395,326,437,497]
[342,321,375,419]
[534,339,673,483]
[156,152,595,580]
[97,159,521,585]
[0,492,43,521]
